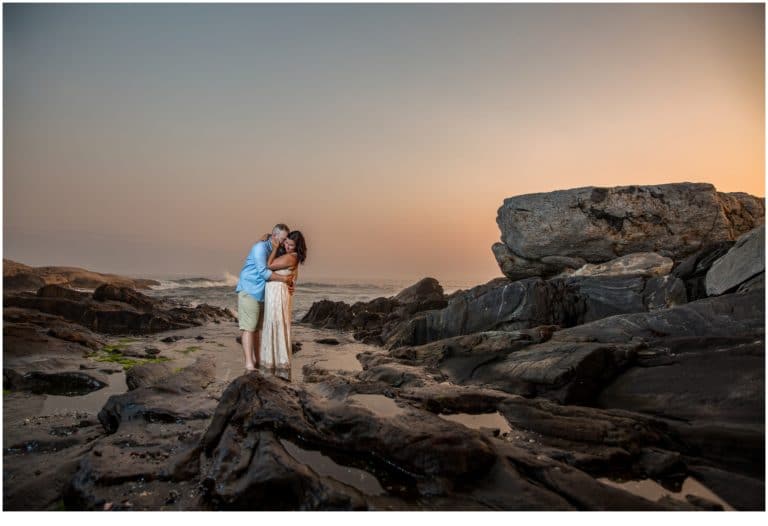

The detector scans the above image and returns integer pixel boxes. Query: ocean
[142,275,475,322]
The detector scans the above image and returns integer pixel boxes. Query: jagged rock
[4,285,235,335]
[671,241,734,300]
[557,289,766,477]
[494,183,764,280]
[98,357,217,434]
[393,277,444,304]
[687,465,765,511]
[300,278,447,345]
[125,361,176,391]
[93,284,157,311]
[3,259,160,292]
[705,225,765,296]
[47,326,104,351]
[3,309,109,386]
[36,284,91,301]
[383,274,686,349]
[192,374,689,509]
[3,369,107,396]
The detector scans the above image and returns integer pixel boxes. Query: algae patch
[176,346,202,355]
[91,344,170,370]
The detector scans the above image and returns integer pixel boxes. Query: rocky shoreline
[3,182,765,510]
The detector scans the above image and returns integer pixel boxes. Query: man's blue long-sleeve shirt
[235,240,273,301]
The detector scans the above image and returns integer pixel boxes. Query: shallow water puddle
[597,476,734,510]
[41,373,128,415]
[279,438,386,495]
[438,411,512,434]
[348,394,407,418]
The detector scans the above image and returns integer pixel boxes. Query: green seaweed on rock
[91,346,170,370]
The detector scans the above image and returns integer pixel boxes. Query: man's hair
[272,223,290,235]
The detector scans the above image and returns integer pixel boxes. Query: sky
[2,1,765,283]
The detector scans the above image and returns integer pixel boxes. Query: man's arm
[252,242,273,282]
[254,242,292,284]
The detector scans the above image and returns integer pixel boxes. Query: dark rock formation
[382,273,685,349]
[3,259,160,292]
[705,225,765,296]
[98,357,217,434]
[393,277,444,304]
[63,358,220,510]
[353,288,763,484]
[493,183,764,280]
[302,273,687,350]
[300,277,448,346]
[671,241,735,300]
[191,374,677,510]
[4,284,235,335]
[3,369,107,396]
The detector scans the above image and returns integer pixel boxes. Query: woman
[259,230,307,381]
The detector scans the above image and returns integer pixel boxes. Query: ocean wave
[298,282,397,291]
[149,272,240,290]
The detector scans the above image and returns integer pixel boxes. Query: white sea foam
[149,271,240,291]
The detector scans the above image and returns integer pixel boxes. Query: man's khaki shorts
[238,291,264,331]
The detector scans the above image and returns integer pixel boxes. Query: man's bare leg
[241,330,256,370]
[252,330,261,369]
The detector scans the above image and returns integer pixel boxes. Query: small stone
[166,490,180,504]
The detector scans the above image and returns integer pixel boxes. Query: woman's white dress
[259,267,294,380]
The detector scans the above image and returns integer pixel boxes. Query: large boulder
[3,259,160,292]
[553,288,765,478]
[705,225,765,296]
[383,274,686,349]
[393,277,444,304]
[493,183,764,280]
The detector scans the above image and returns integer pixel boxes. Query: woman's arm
[268,252,298,271]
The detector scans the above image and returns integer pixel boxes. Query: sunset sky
[3,2,765,284]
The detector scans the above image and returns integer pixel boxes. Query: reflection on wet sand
[438,411,513,435]
[348,394,407,418]
[598,476,734,510]
[279,437,386,496]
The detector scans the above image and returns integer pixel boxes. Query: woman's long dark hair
[276,230,307,264]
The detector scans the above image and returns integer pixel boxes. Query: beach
[3,182,765,511]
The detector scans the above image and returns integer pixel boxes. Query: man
[235,224,295,371]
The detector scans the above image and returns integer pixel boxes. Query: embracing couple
[235,223,307,380]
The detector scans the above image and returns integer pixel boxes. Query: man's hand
[285,274,295,294]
